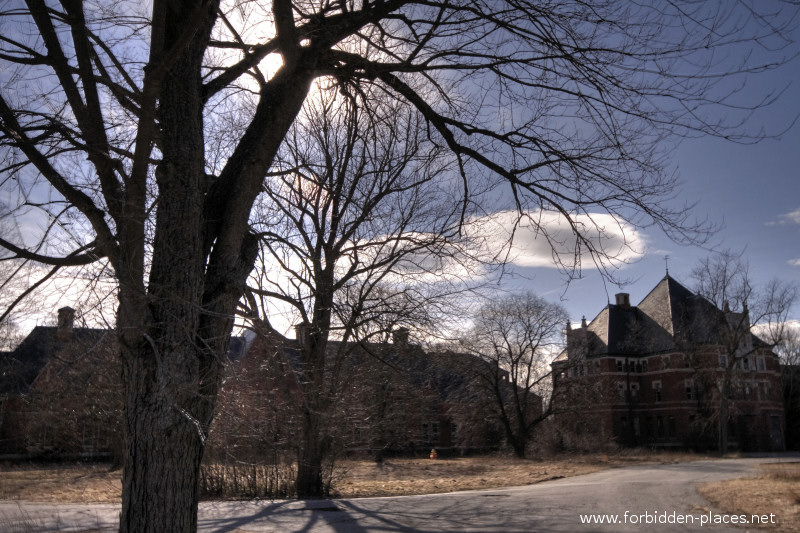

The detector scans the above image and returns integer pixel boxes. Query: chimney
[294,323,310,349]
[615,293,631,310]
[567,316,588,357]
[392,327,409,347]
[57,306,75,342]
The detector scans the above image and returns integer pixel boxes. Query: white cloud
[784,208,800,224]
[769,207,800,226]
[789,258,800,267]
[463,209,647,271]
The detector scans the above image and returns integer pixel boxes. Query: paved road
[1,456,796,532]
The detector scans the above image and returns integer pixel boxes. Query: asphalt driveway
[1,456,796,532]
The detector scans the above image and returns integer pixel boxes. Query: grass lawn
[697,461,800,532]
[0,450,704,503]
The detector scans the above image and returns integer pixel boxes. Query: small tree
[241,89,478,496]
[689,251,797,452]
[463,292,568,458]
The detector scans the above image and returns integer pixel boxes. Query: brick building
[0,307,245,460]
[0,307,119,457]
[209,327,506,460]
[552,275,785,451]
[2,305,504,462]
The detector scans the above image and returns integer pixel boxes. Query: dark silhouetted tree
[0,1,797,529]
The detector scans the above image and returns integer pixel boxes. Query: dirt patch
[0,451,707,504]
[697,462,800,532]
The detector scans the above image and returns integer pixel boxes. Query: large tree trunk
[117,3,220,529]
[119,349,212,532]
[296,409,327,498]
[114,0,312,526]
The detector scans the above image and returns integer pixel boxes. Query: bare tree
[462,292,568,458]
[689,250,797,452]
[241,89,479,496]
[0,1,797,529]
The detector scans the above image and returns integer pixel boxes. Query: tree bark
[120,349,208,532]
[296,409,327,498]
[118,3,222,529]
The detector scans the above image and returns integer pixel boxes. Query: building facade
[209,327,506,461]
[0,307,120,458]
[553,275,785,451]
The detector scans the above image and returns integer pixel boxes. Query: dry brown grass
[0,450,707,503]
[331,450,701,498]
[697,462,800,532]
[0,464,122,504]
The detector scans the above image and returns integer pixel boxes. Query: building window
[661,355,670,369]
[657,416,664,437]
[616,359,623,372]
[668,416,676,438]
[758,382,768,402]
[634,417,641,437]
[685,380,694,400]
[594,361,600,374]
[741,357,751,371]
[641,360,648,373]
[652,380,662,402]
[719,354,728,368]
[421,422,439,445]
[743,383,752,400]
[757,356,766,371]
[617,382,626,400]
[630,383,640,398]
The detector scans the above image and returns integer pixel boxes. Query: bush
[199,461,296,499]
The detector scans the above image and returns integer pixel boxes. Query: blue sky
[513,81,800,325]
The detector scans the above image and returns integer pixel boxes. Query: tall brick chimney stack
[57,306,75,342]
[615,293,631,310]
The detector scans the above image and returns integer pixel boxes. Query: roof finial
[664,255,670,277]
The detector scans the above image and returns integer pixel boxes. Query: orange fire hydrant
[430,448,438,459]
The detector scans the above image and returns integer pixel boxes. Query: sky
[503,76,800,326]
[3,2,800,339]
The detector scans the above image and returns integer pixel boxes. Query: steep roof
[0,326,108,396]
[1,326,247,397]
[577,275,767,358]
